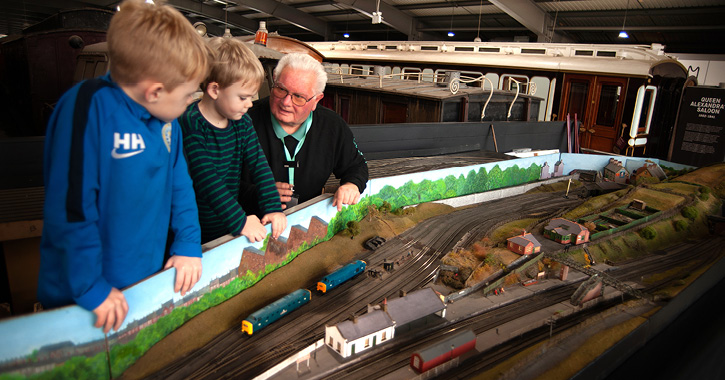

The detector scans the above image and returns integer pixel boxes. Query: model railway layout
[149,191,590,379]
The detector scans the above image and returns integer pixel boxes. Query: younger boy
[179,38,286,244]
[38,0,209,333]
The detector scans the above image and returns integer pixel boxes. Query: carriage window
[501,74,529,92]
[566,81,589,120]
[595,84,621,127]
[637,89,654,133]
[532,76,552,121]
[350,65,368,75]
[401,67,421,81]
[421,68,435,83]
[486,73,500,90]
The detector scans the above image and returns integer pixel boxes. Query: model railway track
[149,191,586,380]
[320,236,725,379]
[315,284,583,379]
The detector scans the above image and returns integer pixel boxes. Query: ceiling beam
[334,0,437,40]
[558,25,725,32]
[488,0,566,42]
[227,0,330,38]
[167,0,258,33]
[396,1,486,10]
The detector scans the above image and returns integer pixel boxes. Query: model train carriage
[241,289,311,335]
[410,329,476,373]
[316,260,367,293]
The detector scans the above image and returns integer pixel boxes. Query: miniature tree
[674,219,689,232]
[346,220,360,237]
[682,206,699,221]
[698,190,710,201]
[379,201,392,213]
[640,226,657,240]
[366,204,379,221]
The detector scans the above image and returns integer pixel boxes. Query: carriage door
[561,74,627,152]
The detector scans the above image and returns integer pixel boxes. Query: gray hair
[273,53,327,94]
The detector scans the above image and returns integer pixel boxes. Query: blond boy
[38,0,209,333]
[179,38,286,244]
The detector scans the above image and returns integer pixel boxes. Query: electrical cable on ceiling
[475,0,482,42]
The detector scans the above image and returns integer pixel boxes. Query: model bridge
[544,252,652,302]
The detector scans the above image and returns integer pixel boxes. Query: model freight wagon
[317,260,367,293]
[241,289,311,335]
[410,329,476,373]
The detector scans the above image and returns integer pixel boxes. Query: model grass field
[123,163,724,378]
[440,163,724,291]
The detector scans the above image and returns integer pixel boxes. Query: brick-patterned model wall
[239,247,265,276]
[238,216,329,276]
[308,216,328,240]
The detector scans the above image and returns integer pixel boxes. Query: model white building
[325,287,446,358]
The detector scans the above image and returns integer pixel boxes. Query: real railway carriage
[302,39,692,159]
[241,289,311,335]
[410,329,477,373]
[316,260,366,293]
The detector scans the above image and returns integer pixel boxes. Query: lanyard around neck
[271,113,312,186]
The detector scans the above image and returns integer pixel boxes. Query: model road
[148,191,585,379]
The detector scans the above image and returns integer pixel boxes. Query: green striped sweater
[179,102,281,243]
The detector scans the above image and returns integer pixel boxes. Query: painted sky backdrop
[0,153,694,363]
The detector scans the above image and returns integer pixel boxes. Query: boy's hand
[261,212,287,239]
[276,182,294,209]
[241,215,267,242]
[164,255,202,296]
[93,288,128,333]
[333,183,361,212]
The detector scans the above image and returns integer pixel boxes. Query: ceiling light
[619,0,630,39]
[343,33,350,38]
[448,31,455,37]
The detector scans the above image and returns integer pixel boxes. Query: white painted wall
[675,53,725,86]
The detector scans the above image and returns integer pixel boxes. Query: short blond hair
[107,0,210,90]
[203,38,265,91]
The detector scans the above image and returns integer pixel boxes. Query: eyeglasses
[271,85,316,107]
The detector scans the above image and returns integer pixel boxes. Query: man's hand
[241,214,267,242]
[261,212,287,239]
[276,182,294,210]
[164,255,202,296]
[93,288,128,333]
[333,183,361,212]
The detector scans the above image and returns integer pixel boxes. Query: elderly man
[241,53,368,212]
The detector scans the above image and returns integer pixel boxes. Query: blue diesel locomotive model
[241,289,311,335]
[316,260,367,293]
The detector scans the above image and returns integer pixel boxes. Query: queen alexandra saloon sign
[670,86,725,167]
